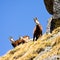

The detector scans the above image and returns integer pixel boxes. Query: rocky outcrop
[44,0,60,33]
[0,27,60,60]
[44,0,53,15]
[46,17,60,33]
[44,0,60,17]
[46,17,52,33]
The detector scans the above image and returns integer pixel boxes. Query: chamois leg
[41,31,42,36]
[33,35,35,41]
[36,35,40,41]
[36,36,39,41]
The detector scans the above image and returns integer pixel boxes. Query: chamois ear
[9,37,15,43]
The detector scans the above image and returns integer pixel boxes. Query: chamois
[9,36,30,47]
[33,17,42,41]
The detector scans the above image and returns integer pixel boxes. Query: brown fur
[9,36,30,47]
[33,17,42,41]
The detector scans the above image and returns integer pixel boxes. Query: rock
[50,18,60,33]
[46,17,52,34]
[45,0,60,33]
[53,0,60,19]
[44,0,60,17]
[46,17,60,33]
[45,55,60,60]
[44,0,53,15]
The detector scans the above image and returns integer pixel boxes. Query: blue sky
[0,0,51,56]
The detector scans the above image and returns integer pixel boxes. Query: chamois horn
[33,17,40,25]
[9,37,15,43]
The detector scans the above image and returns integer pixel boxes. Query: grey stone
[44,0,60,18]
[46,17,52,34]
[53,0,60,19]
[44,55,60,60]
[45,0,60,33]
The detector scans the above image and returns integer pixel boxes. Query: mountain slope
[0,27,60,60]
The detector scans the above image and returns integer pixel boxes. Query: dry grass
[0,27,60,60]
